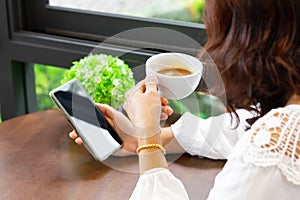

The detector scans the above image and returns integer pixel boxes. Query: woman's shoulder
[230,104,300,185]
[247,104,300,129]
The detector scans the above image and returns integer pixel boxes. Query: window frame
[0,0,206,120]
[24,0,206,45]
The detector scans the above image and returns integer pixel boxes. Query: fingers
[145,75,158,93]
[164,105,174,116]
[160,96,168,106]
[160,112,168,120]
[75,137,83,145]
[160,97,173,116]
[161,105,174,120]
[69,130,83,145]
[125,80,145,99]
[69,130,78,139]
[96,103,114,119]
[125,75,158,99]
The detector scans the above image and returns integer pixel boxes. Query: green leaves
[62,54,135,109]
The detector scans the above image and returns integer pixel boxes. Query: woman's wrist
[134,123,161,140]
[135,125,175,147]
[136,131,168,173]
[161,127,185,154]
[161,127,175,146]
[138,131,162,146]
[136,132,166,154]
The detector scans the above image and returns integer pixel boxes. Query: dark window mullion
[10,31,156,67]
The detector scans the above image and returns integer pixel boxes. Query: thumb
[96,103,114,119]
[145,75,158,93]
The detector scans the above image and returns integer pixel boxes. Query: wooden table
[0,109,225,200]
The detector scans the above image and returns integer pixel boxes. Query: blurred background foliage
[34,64,67,110]
[152,0,205,23]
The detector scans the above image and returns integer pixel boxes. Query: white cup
[145,53,203,100]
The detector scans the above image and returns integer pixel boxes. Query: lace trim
[231,107,300,185]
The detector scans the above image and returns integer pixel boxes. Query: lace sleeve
[230,106,300,185]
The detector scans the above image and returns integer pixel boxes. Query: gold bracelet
[136,143,166,154]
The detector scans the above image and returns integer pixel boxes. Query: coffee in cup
[145,53,203,100]
[156,66,193,76]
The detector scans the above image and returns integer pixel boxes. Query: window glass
[49,0,204,23]
[34,64,67,111]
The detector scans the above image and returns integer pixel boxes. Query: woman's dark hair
[203,0,300,125]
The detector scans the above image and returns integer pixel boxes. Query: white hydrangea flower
[95,64,103,72]
[98,55,109,66]
[116,59,124,66]
[113,79,121,87]
[128,71,133,78]
[121,66,127,74]
[83,70,93,79]
[84,55,94,64]
[64,54,135,109]
[117,95,123,101]
[111,89,117,95]
[94,76,101,83]
[76,68,86,77]
[76,70,81,77]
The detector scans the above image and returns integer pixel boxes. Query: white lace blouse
[130,105,300,200]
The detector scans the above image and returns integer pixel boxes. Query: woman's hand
[124,76,162,138]
[69,78,173,154]
[69,103,137,154]
[125,76,170,173]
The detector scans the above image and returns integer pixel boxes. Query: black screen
[53,90,122,144]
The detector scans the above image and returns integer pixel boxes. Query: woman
[158,0,300,159]
[73,0,300,158]
[127,78,300,199]
[70,0,300,199]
